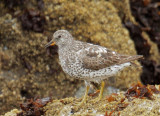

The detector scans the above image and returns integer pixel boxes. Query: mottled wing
[80,44,142,70]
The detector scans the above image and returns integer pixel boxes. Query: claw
[73,85,90,107]
[90,81,105,103]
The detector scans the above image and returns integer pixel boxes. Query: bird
[45,30,143,106]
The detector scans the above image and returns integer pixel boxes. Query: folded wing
[80,45,143,70]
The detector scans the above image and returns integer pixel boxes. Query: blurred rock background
[0,0,159,114]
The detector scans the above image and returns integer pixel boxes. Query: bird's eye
[55,35,61,40]
[58,35,61,38]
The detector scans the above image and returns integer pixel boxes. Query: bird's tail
[119,55,143,65]
[129,55,143,68]
[128,55,143,61]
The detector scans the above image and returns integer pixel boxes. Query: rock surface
[1,0,159,115]
[4,84,160,116]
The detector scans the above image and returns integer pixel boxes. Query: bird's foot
[72,84,90,111]
[71,98,87,112]
[91,81,104,103]
[90,81,104,103]
[90,95,102,103]
[73,97,87,106]
[73,85,89,106]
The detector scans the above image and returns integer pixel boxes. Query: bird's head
[45,30,73,48]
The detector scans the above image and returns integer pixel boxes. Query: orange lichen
[143,0,151,6]
[105,102,127,116]
[89,90,100,97]
[120,98,125,103]
[105,83,160,116]
[105,93,128,116]
[148,85,160,94]
[105,111,114,116]
[106,93,118,102]
[125,82,160,100]
[17,97,52,116]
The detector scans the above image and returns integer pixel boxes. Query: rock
[4,109,20,116]
[44,91,160,116]
[0,0,144,114]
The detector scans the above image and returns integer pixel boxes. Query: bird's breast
[59,51,86,78]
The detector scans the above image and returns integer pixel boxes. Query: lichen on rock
[0,0,145,114]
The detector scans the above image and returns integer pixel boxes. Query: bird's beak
[45,41,55,48]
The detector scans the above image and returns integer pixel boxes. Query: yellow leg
[90,81,105,103]
[98,81,105,100]
[78,85,90,106]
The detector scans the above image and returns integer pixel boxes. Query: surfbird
[45,30,143,106]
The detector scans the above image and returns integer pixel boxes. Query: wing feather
[80,44,142,70]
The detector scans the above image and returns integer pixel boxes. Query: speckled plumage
[45,30,143,84]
